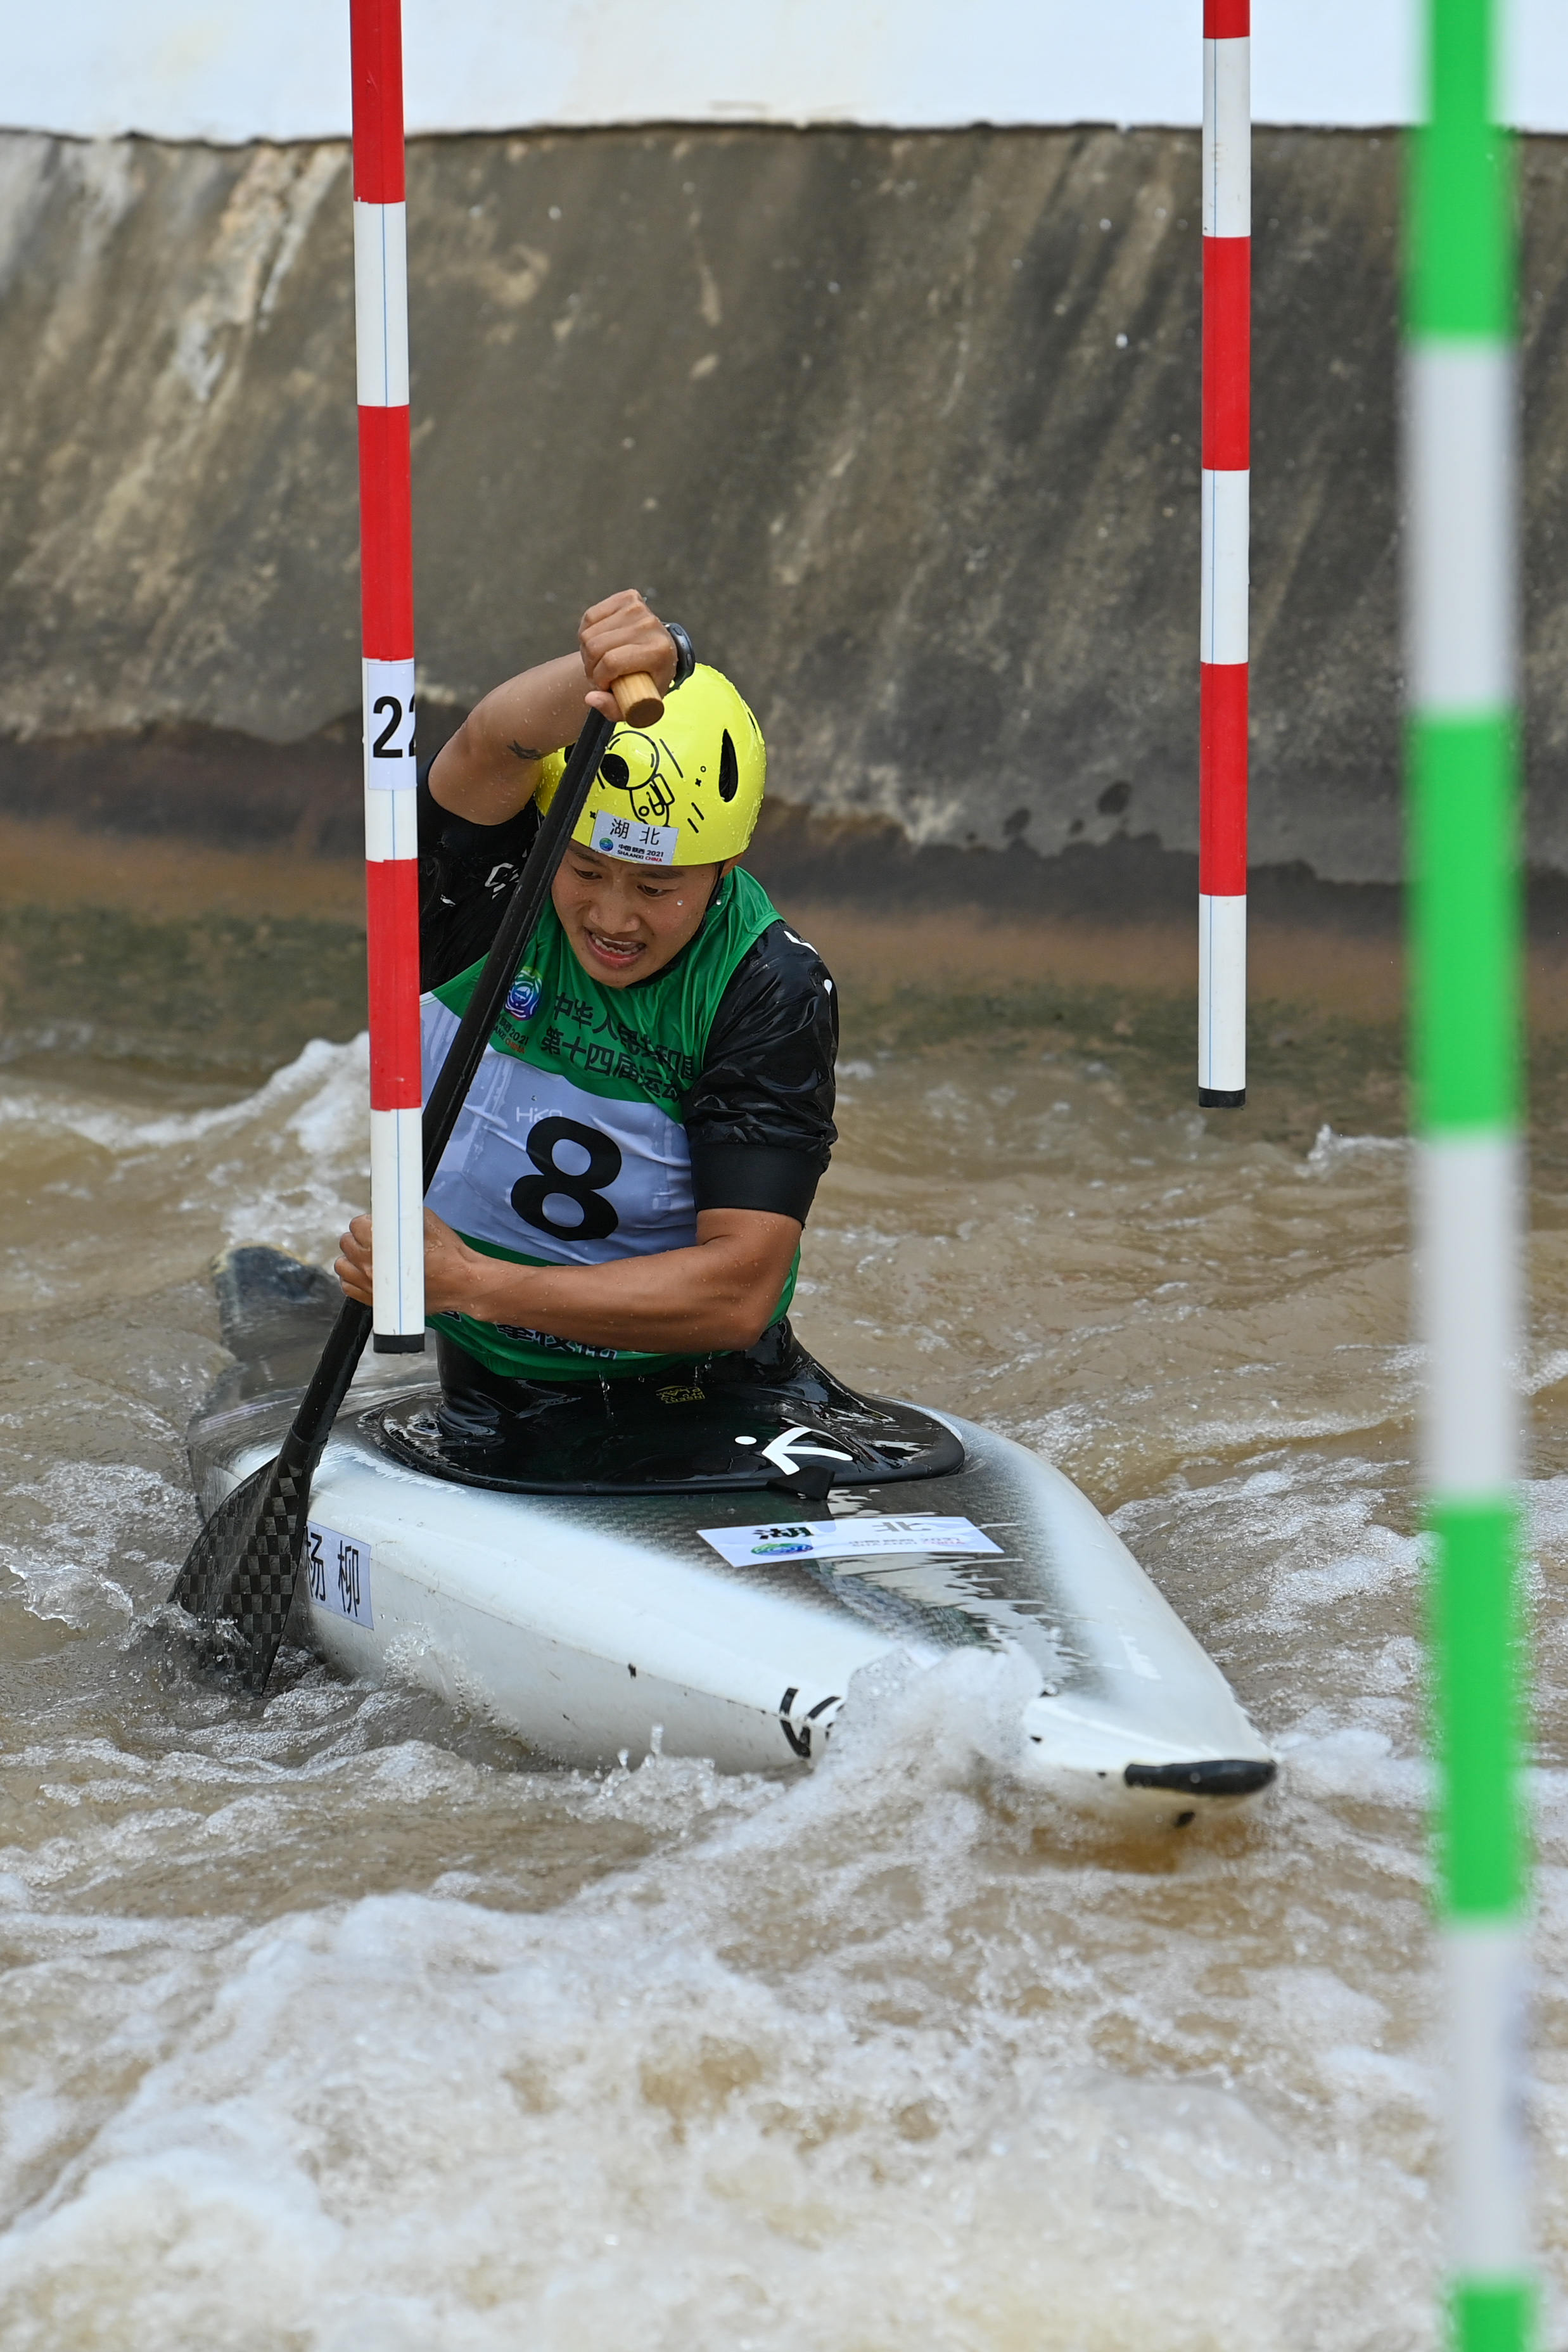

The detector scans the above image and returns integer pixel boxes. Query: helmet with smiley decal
[534,663,767,867]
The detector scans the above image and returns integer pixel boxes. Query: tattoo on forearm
[508,740,547,763]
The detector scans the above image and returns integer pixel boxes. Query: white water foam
[3,1037,1564,2346]
[0,1639,1441,2352]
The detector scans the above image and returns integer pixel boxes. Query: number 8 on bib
[511,1116,623,1243]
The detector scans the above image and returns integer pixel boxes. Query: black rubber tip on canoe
[373,1333,428,1354]
[1123,1758,1277,1798]
[1197,1087,1247,1109]
[768,1461,838,1502]
[212,1243,339,1362]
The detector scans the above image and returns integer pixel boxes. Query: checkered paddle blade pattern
[169,1455,309,1694]
[220,1461,309,1692]
[170,1464,272,1620]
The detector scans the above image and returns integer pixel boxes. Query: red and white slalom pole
[1199,0,1251,1107]
[351,0,424,1350]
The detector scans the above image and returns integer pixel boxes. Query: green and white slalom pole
[1406,3,1534,2348]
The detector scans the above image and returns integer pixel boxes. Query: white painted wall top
[6,0,1565,143]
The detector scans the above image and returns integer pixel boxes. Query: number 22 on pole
[352,0,424,1352]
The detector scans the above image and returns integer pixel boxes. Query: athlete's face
[552,849,730,988]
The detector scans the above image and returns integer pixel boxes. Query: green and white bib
[422,867,790,1381]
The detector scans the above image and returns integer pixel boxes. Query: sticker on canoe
[699,1515,1004,1567]
[305,1520,374,1628]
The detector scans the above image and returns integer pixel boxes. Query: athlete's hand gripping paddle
[169,686,654,1692]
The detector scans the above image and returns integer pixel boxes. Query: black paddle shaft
[171,708,615,1687]
[417,708,614,1191]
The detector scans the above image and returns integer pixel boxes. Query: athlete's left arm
[335,1206,802,1355]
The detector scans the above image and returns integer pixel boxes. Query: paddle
[172,674,660,1691]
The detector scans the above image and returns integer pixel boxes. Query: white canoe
[188,1249,1276,1821]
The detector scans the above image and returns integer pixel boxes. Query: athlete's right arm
[428,589,679,827]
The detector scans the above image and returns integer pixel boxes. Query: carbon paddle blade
[214,1450,312,1692]
[169,1449,310,1694]
[170,1461,272,1621]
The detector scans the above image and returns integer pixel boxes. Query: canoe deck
[186,1248,1276,1819]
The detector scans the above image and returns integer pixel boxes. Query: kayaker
[334,589,839,1438]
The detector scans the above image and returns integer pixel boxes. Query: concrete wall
[10,0,1568,139]
[1,124,1567,887]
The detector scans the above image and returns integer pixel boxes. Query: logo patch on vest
[505,966,544,1021]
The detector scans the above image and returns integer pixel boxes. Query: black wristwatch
[665,620,696,688]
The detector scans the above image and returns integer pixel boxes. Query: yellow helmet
[535,663,766,867]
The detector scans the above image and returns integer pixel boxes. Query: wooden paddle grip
[610,670,664,729]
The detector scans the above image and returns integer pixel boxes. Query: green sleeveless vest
[421,867,793,1381]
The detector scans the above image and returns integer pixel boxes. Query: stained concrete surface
[0,124,1566,893]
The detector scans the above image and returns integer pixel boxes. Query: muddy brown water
[2,885,1567,2350]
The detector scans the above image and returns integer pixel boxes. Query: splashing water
[3,1016,1567,2349]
